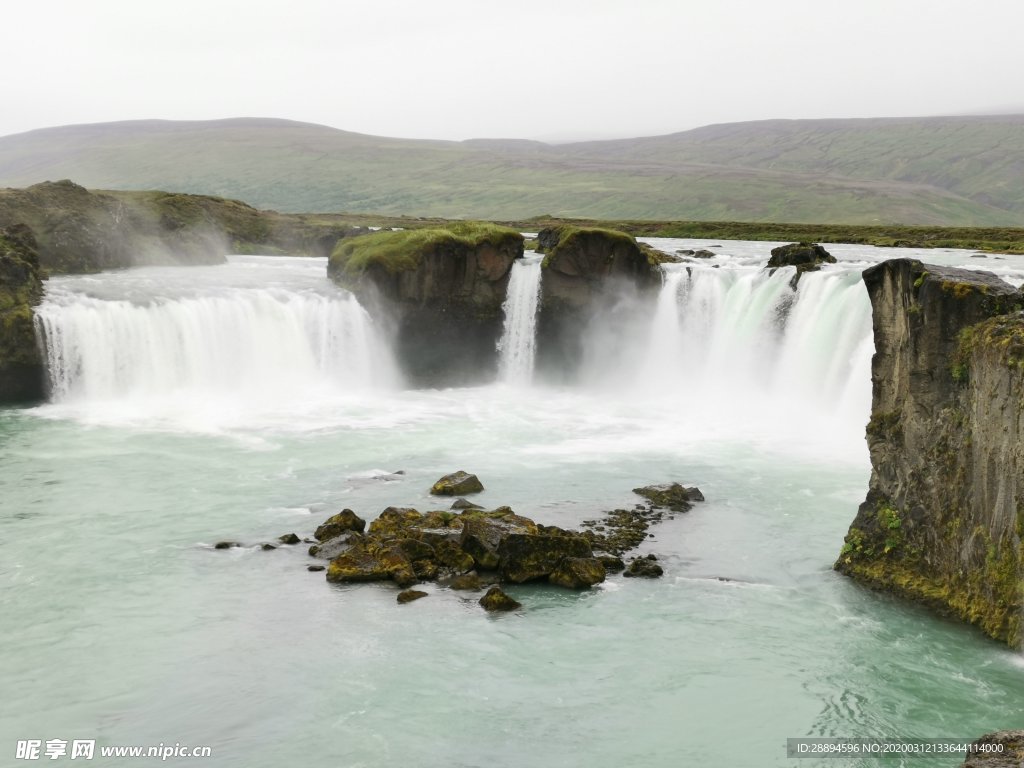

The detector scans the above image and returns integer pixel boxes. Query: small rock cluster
[217,472,704,613]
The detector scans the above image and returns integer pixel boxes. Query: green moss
[866,410,902,440]
[331,222,522,276]
[547,226,637,263]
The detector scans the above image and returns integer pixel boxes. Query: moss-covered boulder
[0,224,44,402]
[327,222,524,386]
[766,242,836,285]
[429,471,484,496]
[632,483,704,513]
[479,586,521,612]
[325,540,417,588]
[497,533,594,583]
[623,554,664,578]
[397,589,428,604]
[460,511,537,569]
[548,557,606,589]
[313,508,366,541]
[835,259,1024,646]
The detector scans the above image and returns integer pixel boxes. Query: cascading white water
[33,257,400,407]
[623,259,875,452]
[496,254,543,385]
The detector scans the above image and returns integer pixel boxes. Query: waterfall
[496,254,543,385]
[34,269,399,404]
[618,262,875,450]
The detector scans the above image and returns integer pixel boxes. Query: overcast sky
[5,0,1023,142]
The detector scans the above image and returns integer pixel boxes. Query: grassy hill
[1,115,1022,225]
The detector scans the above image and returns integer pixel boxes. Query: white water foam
[31,257,400,430]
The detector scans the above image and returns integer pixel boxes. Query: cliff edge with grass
[328,223,524,384]
[836,259,1024,646]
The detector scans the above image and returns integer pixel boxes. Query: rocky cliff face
[0,181,371,274]
[535,226,662,378]
[328,224,523,384]
[0,224,45,401]
[836,258,1024,646]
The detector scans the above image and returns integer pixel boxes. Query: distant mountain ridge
[1,114,1022,225]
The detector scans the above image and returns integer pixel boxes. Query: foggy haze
[4,0,1023,141]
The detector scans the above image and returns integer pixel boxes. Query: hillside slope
[0,116,1021,225]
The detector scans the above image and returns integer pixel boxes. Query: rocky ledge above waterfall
[328,222,524,385]
[0,224,45,402]
[835,258,1024,646]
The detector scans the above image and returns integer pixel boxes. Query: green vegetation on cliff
[836,260,1024,646]
[0,224,44,401]
[330,222,522,277]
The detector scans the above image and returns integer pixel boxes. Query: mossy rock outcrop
[0,181,375,275]
[429,471,484,496]
[835,259,1024,646]
[0,224,44,402]
[766,242,836,285]
[328,222,524,385]
[535,225,663,381]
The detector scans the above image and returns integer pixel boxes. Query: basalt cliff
[0,224,45,401]
[836,259,1024,646]
[329,223,662,384]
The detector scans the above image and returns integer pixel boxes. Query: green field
[1,115,1023,226]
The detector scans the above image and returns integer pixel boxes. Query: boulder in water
[430,471,484,496]
[461,511,538,570]
[278,533,301,545]
[397,589,429,604]
[479,586,522,612]
[313,509,366,541]
[548,557,607,589]
[623,554,664,578]
[766,242,836,285]
[497,532,593,583]
[632,483,704,512]
[451,497,484,510]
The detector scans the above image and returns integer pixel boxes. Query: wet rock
[623,554,664,578]
[497,532,593,583]
[325,541,419,587]
[963,731,1024,767]
[461,511,537,570]
[597,554,626,572]
[433,540,476,574]
[397,537,435,562]
[449,572,482,591]
[261,543,277,551]
[314,509,366,541]
[367,506,423,536]
[430,471,484,496]
[307,565,326,572]
[309,532,362,560]
[451,497,484,510]
[692,249,716,259]
[479,586,521,612]
[412,559,440,580]
[632,483,703,512]
[278,533,301,545]
[548,557,607,589]
[214,541,241,549]
[766,242,836,285]
[397,589,429,604]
